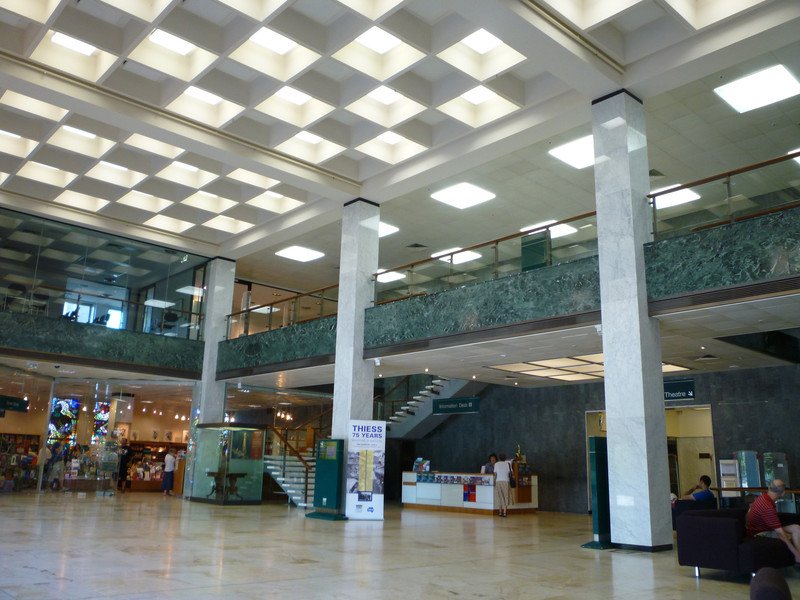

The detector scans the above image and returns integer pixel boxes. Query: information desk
[402,471,538,515]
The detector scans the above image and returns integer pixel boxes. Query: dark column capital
[592,89,643,106]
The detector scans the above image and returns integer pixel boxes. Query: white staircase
[386,378,486,439]
[264,453,316,508]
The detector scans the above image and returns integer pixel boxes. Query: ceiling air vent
[407,243,427,248]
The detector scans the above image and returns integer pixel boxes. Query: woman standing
[493,452,511,517]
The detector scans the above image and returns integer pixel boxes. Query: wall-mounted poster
[165,431,173,442]
[182,430,189,443]
[131,430,138,441]
[345,420,385,520]
[152,429,158,441]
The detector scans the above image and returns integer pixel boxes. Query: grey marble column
[331,199,380,440]
[592,90,672,549]
[185,257,235,497]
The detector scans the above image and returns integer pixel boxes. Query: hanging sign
[663,380,695,401]
[0,395,28,412]
[345,420,385,520]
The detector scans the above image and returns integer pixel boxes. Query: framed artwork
[131,430,139,441]
[165,431,173,442]
[152,429,158,441]
[182,430,189,443]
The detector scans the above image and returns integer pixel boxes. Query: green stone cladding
[0,311,203,373]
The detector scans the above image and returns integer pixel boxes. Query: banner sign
[663,380,695,401]
[0,395,29,412]
[433,396,480,415]
[345,420,385,520]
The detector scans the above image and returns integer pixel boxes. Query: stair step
[432,378,447,383]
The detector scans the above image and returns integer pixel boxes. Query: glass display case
[191,425,264,505]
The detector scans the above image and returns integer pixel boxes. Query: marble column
[185,257,235,497]
[592,90,672,550]
[331,199,380,440]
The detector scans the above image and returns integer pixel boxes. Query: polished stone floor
[1,492,798,599]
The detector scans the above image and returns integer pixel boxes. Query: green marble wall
[0,311,203,374]
[365,256,600,347]
[645,207,800,298]
[216,316,337,373]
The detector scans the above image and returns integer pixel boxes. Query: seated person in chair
[682,475,715,501]
[746,479,800,566]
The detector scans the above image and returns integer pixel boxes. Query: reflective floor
[1,492,798,599]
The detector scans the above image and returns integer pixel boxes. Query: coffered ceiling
[0,0,799,393]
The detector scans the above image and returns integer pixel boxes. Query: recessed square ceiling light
[144,299,176,309]
[652,186,701,209]
[461,85,496,105]
[184,86,223,106]
[662,363,689,372]
[491,363,539,372]
[250,28,296,55]
[51,32,96,56]
[378,221,399,237]
[173,161,198,172]
[522,369,571,377]
[149,29,195,56]
[378,131,403,145]
[368,86,402,105]
[431,182,495,209]
[99,161,127,172]
[275,245,324,262]
[295,131,323,145]
[530,358,589,368]
[0,129,20,139]
[714,65,800,113]
[355,27,401,54]
[275,86,312,106]
[432,248,481,264]
[63,125,95,139]
[461,29,502,54]
[144,214,194,233]
[573,353,604,363]
[548,135,595,169]
[792,148,800,165]
[376,269,405,283]
[520,220,578,238]
[552,373,601,381]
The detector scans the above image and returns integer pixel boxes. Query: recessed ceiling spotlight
[431,182,495,209]
[548,135,595,169]
[714,65,800,113]
[275,245,324,262]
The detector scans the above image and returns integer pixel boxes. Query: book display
[0,433,40,492]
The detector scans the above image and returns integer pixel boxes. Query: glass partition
[0,206,210,339]
[190,425,264,505]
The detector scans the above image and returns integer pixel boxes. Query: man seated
[682,475,715,501]
[746,479,800,566]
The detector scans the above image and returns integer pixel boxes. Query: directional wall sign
[663,380,695,401]
[0,395,29,412]
[433,396,480,415]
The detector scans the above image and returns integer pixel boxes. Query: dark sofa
[676,508,796,576]
[672,497,718,529]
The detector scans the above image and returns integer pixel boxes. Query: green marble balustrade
[364,256,601,347]
[216,316,337,373]
[0,311,203,374]
[644,206,800,298]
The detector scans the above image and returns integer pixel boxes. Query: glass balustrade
[226,151,800,337]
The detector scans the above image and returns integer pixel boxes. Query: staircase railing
[373,375,413,420]
[269,427,313,506]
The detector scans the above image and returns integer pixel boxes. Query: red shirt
[746,492,782,536]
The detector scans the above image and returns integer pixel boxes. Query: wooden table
[206,471,247,502]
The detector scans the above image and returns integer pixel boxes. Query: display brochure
[345,420,385,520]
